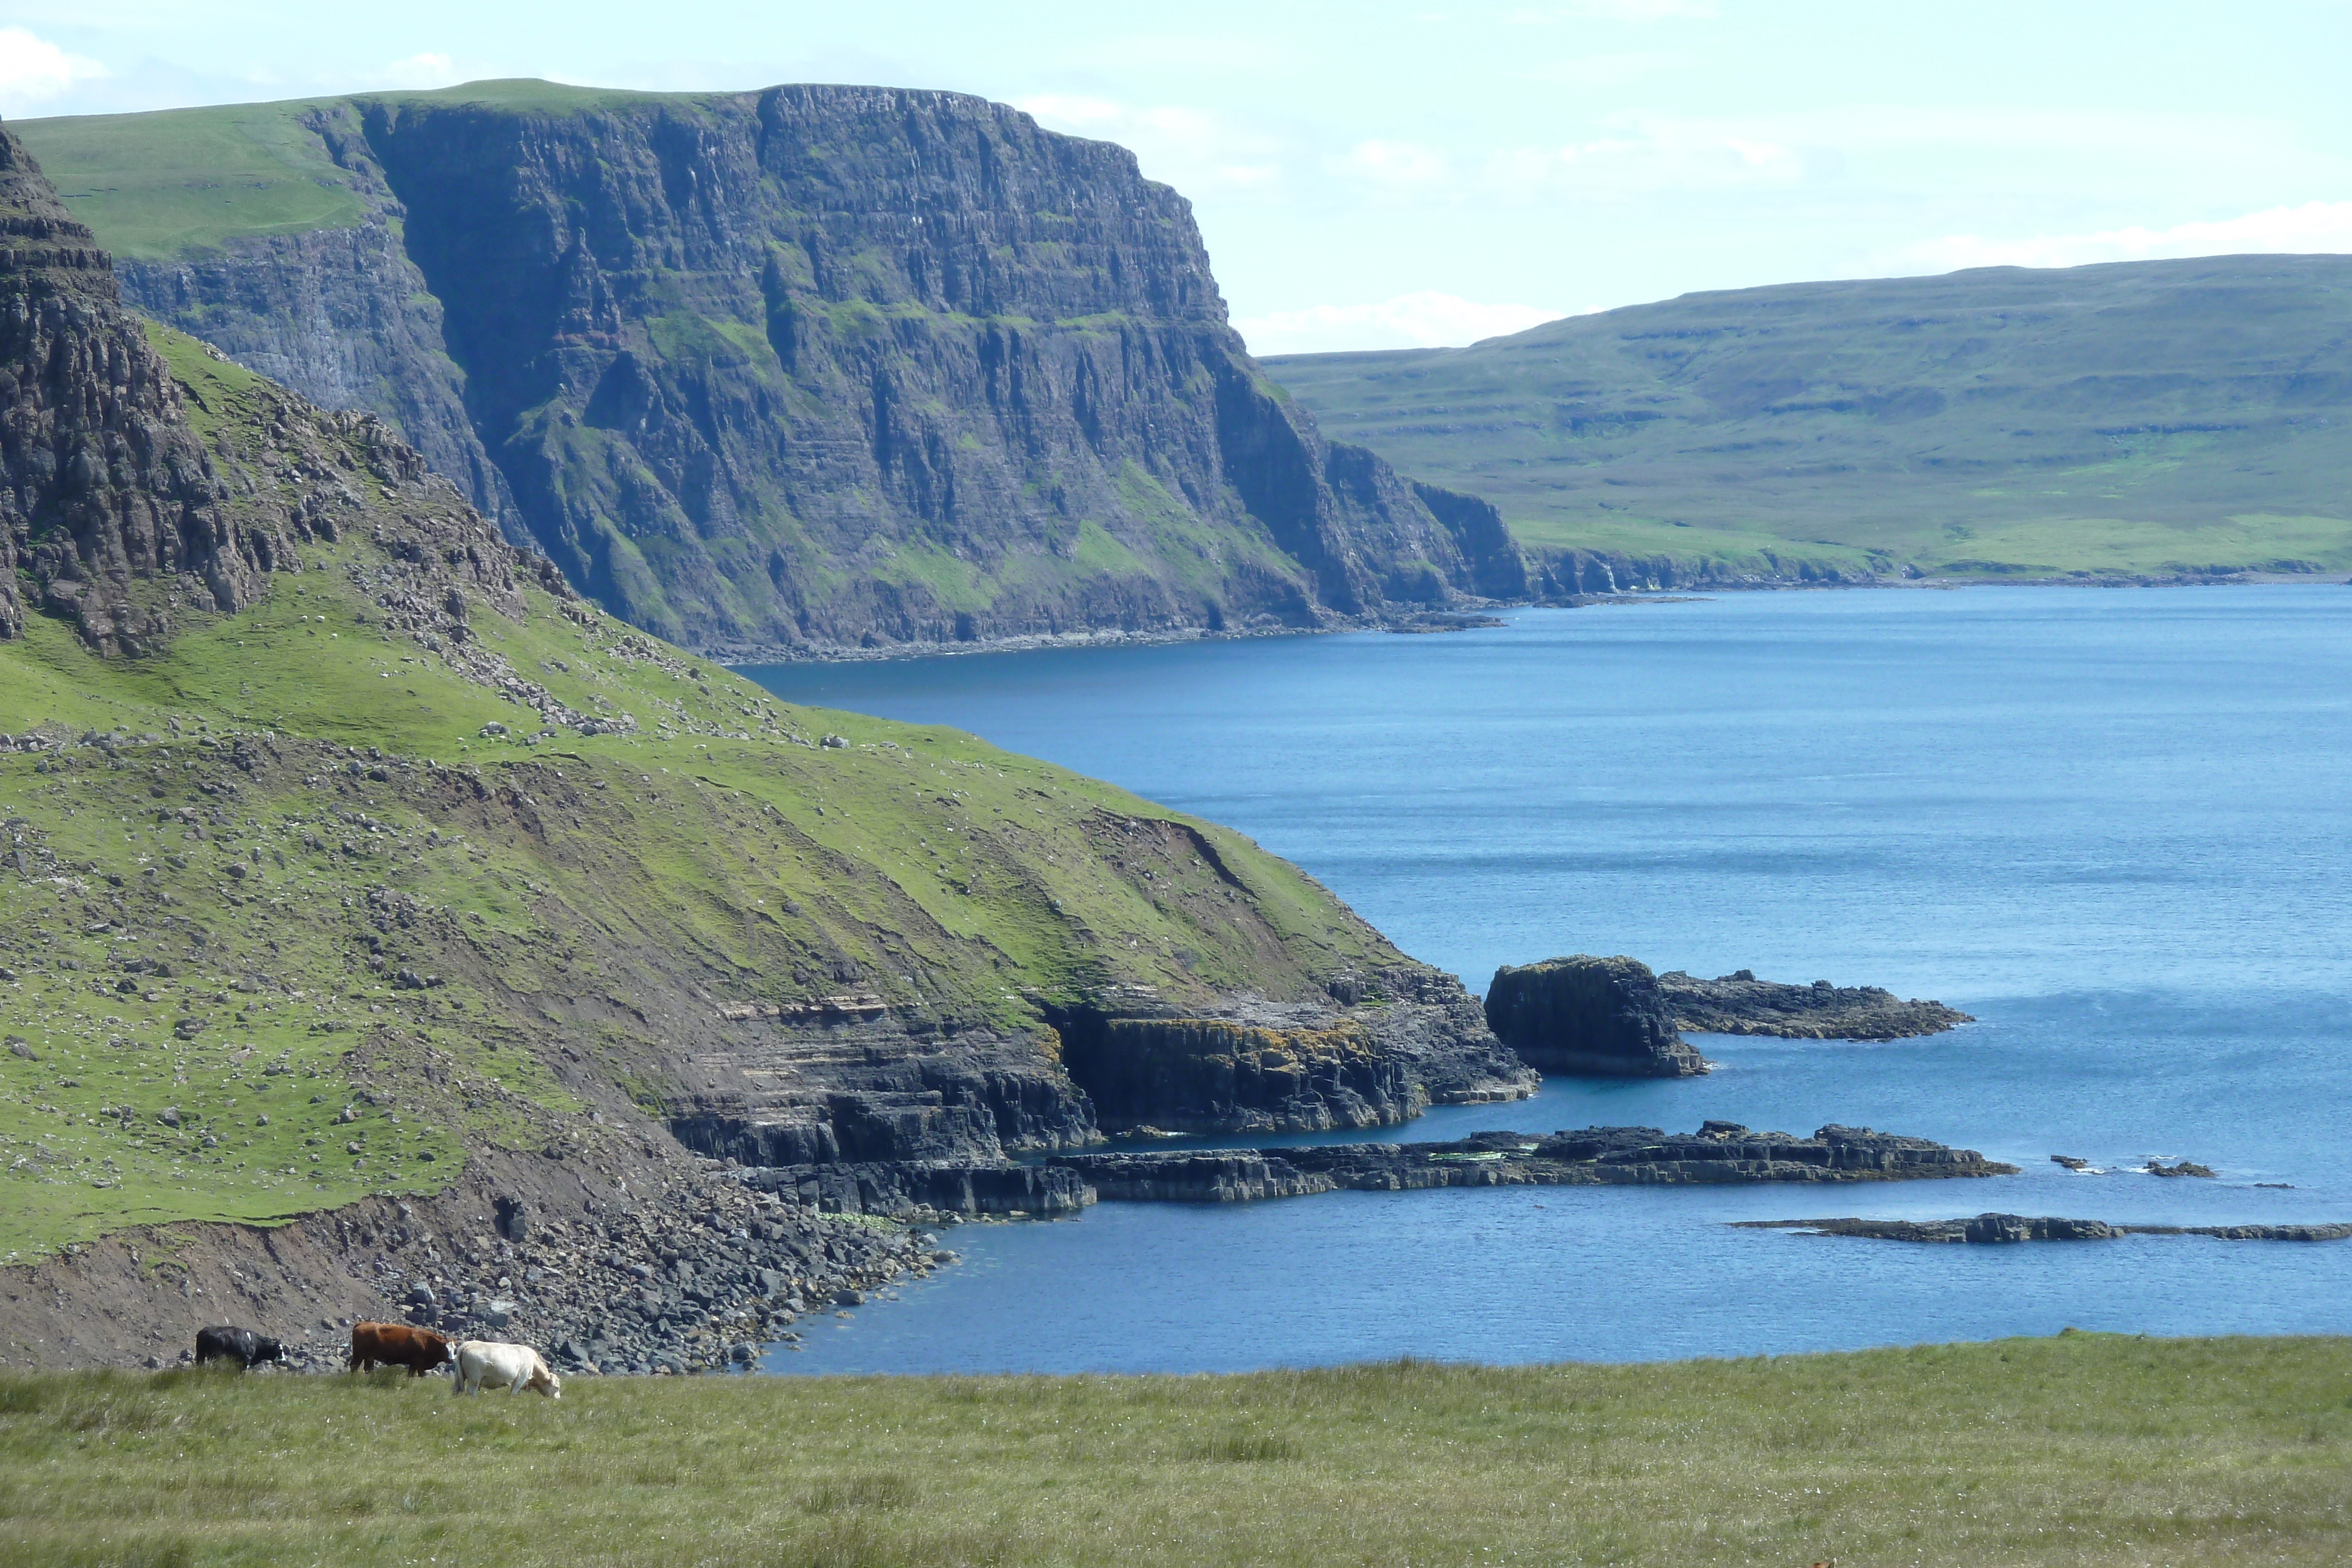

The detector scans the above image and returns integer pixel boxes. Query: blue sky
[5,1,2350,353]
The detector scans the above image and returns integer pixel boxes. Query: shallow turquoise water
[741,586,2352,1371]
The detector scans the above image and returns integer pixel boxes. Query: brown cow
[348,1321,453,1376]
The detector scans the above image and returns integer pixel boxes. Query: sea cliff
[20,83,1526,658]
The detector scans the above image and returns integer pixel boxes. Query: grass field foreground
[2,1335,2348,1566]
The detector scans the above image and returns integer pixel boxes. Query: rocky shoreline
[1659,970,1972,1040]
[1044,1121,2015,1204]
[1742,1214,2352,1244]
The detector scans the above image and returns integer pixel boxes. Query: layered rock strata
[732,1159,1093,1218]
[1051,1121,2014,1203]
[1743,1215,2352,1243]
[1050,967,1538,1136]
[1661,969,1973,1039]
[1484,955,1713,1076]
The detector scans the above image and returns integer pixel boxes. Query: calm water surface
[743,586,2352,1372]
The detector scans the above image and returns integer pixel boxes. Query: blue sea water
[741,585,2352,1372]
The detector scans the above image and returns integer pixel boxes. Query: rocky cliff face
[48,82,1523,656]
[1484,955,1713,1077]
[1049,964,1536,1136]
[119,218,524,545]
[0,133,280,653]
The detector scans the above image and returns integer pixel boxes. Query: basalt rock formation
[670,963,1535,1162]
[22,82,1526,657]
[731,1159,1094,1219]
[1045,966,1534,1136]
[1055,1121,2014,1203]
[1743,1215,2352,1243]
[1484,955,1713,1077]
[1659,969,1973,1040]
[0,134,281,654]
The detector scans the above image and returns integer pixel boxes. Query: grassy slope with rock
[2,1335,2348,1566]
[0,323,1406,1266]
[1265,256,2352,581]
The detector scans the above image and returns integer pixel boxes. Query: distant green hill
[1265,257,2352,580]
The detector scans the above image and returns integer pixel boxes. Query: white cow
[452,1339,562,1399]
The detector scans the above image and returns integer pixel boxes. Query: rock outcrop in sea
[1659,969,1973,1039]
[1049,1121,2014,1203]
[1743,1214,2352,1243]
[1484,955,1713,1076]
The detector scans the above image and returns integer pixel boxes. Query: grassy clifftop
[13,83,690,259]
[1266,256,2352,581]
[0,323,1401,1262]
[2,1334,2346,1565]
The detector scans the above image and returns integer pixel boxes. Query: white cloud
[1234,292,1573,356]
[1571,0,1716,17]
[375,52,462,91]
[1336,139,1449,188]
[1902,200,2352,271]
[1015,93,1289,195]
[1511,51,1685,87]
[0,26,107,115]
[1482,121,1802,198]
[1505,0,1718,21]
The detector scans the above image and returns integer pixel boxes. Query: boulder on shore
[1484,955,1712,1077]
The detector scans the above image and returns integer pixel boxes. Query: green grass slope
[12,83,684,260]
[3,1335,2348,1565]
[1267,256,2352,580]
[0,324,1399,1262]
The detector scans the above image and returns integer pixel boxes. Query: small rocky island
[1742,1215,2352,1243]
[1484,955,1715,1076]
[1659,970,1973,1039]
[1047,1121,2016,1203]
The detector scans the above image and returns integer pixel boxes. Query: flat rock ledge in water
[1741,1215,2352,1243]
[1049,1121,2015,1204]
[1658,969,1973,1041]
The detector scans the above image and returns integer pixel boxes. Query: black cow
[195,1325,288,1370]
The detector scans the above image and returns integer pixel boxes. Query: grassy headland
[2,1335,2347,1565]
[0,322,1396,1265]
[1265,257,2352,583]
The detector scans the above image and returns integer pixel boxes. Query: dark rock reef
[35,83,1526,656]
[1051,1121,2015,1203]
[1659,969,1972,1040]
[1743,1214,2352,1243]
[1484,955,1713,1077]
